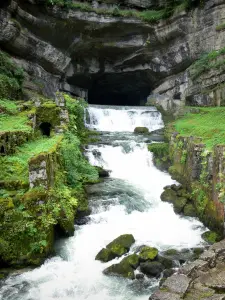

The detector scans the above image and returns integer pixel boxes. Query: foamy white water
[0,105,206,300]
[86,105,164,132]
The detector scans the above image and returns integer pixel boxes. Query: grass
[174,107,225,149]
[0,135,62,182]
[0,98,18,115]
[190,47,225,80]
[45,0,192,23]
[0,113,32,132]
[216,23,225,31]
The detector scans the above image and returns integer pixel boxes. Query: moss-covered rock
[148,142,170,171]
[173,197,188,214]
[134,127,149,134]
[106,234,135,257]
[122,253,140,269]
[95,248,116,262]
[138,246,158,261]
[160,188,177,203]
[163,249,178,256]
[183,203,197,217]
[201,230,221,244]
[157,255,173,269]
[103,256,136,279]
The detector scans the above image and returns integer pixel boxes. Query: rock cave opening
[66,71,152,106]
[0,146,5,155]
[88,75,151,106]
[39,122,52,137]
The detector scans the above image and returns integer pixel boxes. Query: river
[0,105,206,300]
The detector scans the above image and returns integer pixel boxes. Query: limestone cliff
[1,0,225,107]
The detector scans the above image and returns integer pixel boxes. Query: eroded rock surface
[150,240,225,300]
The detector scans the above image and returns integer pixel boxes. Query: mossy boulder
[183,203,197,217]
[163,249,178,256]
[122,253,140,269]
[134,127,149,134]
[95,248,116,262]
[201,230,221,244]
[106,234,135,257]
[103,254,139,280]
[161,188,188,213]
[173,197,188,213]
[138,246,158,261]
[160,188,177,203]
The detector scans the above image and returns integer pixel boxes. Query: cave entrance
[67,72,152,106]
[0,146,5,155]
[39,122,52,137]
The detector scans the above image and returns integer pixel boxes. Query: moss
[139,246,158,261]
[134,127,149,134]
[36,102,61,128]
[103,256,136,279]
[183,203,197,217]
[122,254,139,269]
[201,230,221,244]
[148,142,170,170]
[106,234,135,252]
[164,249,178,256]
[95,248,116,262]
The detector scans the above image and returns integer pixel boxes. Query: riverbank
[149,107,225,238]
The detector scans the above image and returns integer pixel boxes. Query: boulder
[103,254,139,280]
[139,246,158,262]
[157,255,173,269]
[106,234,135,257]
[160,188,177,203]
[140,261,164,277]
[201,231,221,244]
[136,273,145,280]
[95,166,110,177]
[183,203,197,217]
[95,248,116,262]
[173,197,188,214]
[134,127,149,134]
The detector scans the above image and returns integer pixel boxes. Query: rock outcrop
[150,239,225,300]
[1,0,225,108]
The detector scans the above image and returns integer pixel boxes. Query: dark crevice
[39,122,52,137]
[0,146,5,154]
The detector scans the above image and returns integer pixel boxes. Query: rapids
[0,105,206,300]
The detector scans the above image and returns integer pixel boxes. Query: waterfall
[85,105,164,132]
[0,105,206,300]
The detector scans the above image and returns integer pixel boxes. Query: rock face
[150,239,225,300]
[1,1,225,107]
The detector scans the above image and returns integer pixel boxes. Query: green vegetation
[0,98,18,115]
[190,47,225,80]
[0,135,61,183]
[216,23,225,31]
[0,51,24,99]
[0,114,32,132]
[45,0,199,23]
[174,107,225,149]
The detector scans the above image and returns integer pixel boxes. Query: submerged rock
[134,127,149,134]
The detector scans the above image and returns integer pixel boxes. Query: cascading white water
[0,105,206,300]
[86,105,164,132]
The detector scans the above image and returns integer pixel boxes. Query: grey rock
[162,274,191,296]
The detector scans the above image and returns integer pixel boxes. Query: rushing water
[0,105,206,300]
